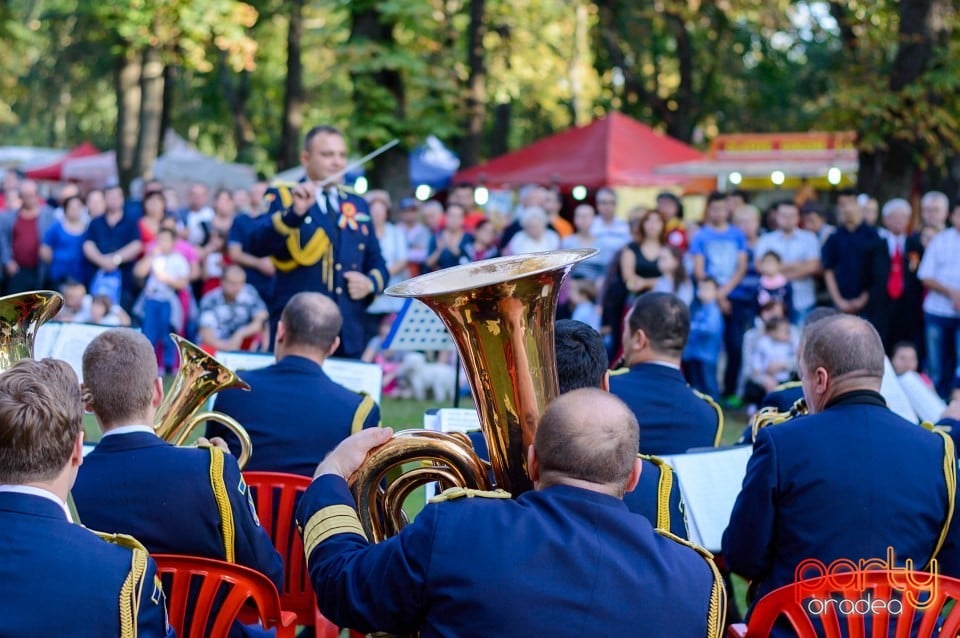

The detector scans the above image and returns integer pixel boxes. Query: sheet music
[436,408,480,433]
[881,357,918,423]
[214,351,383,405]
[661,445,753,552]
[35,322,62,360]
[383,299,455,351]
[896,370,946,424]
[46,323,114,382]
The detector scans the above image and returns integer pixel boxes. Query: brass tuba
[154,334,254,468]
[0,290,63,369]
[349,249,596,541]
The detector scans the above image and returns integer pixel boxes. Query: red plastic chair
[152,554,297,638]
[727,569,960,637]
[243,471,344,638]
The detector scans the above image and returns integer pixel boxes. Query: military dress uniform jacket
[609,363,722,455]
[210,355,380,477]
[0,491,173,638]
[73,431,283,589]
[245,184,388,358]
[723,391,960,611]
[296,476,726,638]
[467,430,688,538]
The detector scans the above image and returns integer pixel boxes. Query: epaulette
[921,420,936,431]
[928,429,956,568]
[352,392,378,434]
[639,454,676,532]
[608,367,629,377]
[691,389,725,447]
[655,529,726,638]
[428,486,512,504]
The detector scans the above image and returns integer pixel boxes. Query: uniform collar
[631,361,684,377]
[525,483,630,511]
[91,429,167,453]
[101,424,157,439]
[277,354,327,374]
[824,389,886,410]
[0,485,72,521]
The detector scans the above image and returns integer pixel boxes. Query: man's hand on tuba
[313,427,394,480]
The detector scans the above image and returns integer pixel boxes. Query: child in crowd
[568,280,600,332]
[744,316,797,405]
[891,341,934,389]
[653,246,693,306]
[756,251,793,318]
[88,294,131,327]
[683,278,724,400]
[362,314,404,397]
[466,219,499,262]
[133,227,191,374]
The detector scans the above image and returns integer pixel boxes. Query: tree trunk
[349,3,409,195]
[220,53,255,164]
[115,47,142,193]
[856,0,946,201]
[278,0,305,170]
[459,0,486,168]
[489,100,511,157]
[568,1,590,126]
[159,63,177,156]
[136,44,165,181]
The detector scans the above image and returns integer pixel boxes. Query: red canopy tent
[24,142,99,181]
[453,112,704,189]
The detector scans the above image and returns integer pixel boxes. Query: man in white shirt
[755,200,821,321]
[918,202,960,398]
[590,187,631,269]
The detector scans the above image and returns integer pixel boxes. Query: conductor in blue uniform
[296,389,727,638]
[609,292,723,455]
[723,315,960,630]
[210,292,380,476]
[73,330,283,603]
[245,125,388,358]
[0,358,173,638]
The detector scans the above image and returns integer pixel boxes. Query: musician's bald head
[82,329,159,429]
[277,292,342,358]
[799,314,885,413]
[531,389,641,497]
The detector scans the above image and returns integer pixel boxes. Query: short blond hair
[0,359,83,483]
[82,329,157,426]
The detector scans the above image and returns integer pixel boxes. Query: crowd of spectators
[1,168,956,406]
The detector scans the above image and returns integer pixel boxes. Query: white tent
[62,150,117,186]
[153,147,255,191]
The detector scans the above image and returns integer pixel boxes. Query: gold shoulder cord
[94,531,149,638]
[692,389,725,447]
[352,394,377,434]
[928,430,956,568]
[638,454,674,532]
[655,529,726,638]
[208,447,237,563]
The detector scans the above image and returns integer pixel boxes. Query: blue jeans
[924,312,960,399]
[685,359,720,400]
[723,298,755,397]
[142,298,176,371]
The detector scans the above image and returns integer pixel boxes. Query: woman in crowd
[426,204,472,271]
[364,190,409,346]
[505,206,560,256]
[620,208,665,300]
[41,194,88,287]
[138,190,167,245]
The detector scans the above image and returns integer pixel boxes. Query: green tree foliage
[0,1,958,197]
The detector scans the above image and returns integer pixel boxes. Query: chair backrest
[152,553,288,638]
[242,472,314,618]
[744,569,960,638]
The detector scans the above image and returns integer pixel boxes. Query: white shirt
[917,227,960,317]
[0,484,72,521]
[100,424,157,438]
[754,229,821,312]
[318,188,339,215]
[590,218,631,267]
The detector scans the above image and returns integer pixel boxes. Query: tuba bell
[349,249,596,541]
[154,334,255,468]
[0,290,63,369]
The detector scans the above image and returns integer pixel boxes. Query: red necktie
[887,242,904,300]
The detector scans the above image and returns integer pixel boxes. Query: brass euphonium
[350,249,596,541]
[154,334,254,468]
[0,290,63,369]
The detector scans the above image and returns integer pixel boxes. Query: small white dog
[397,352,457,402]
